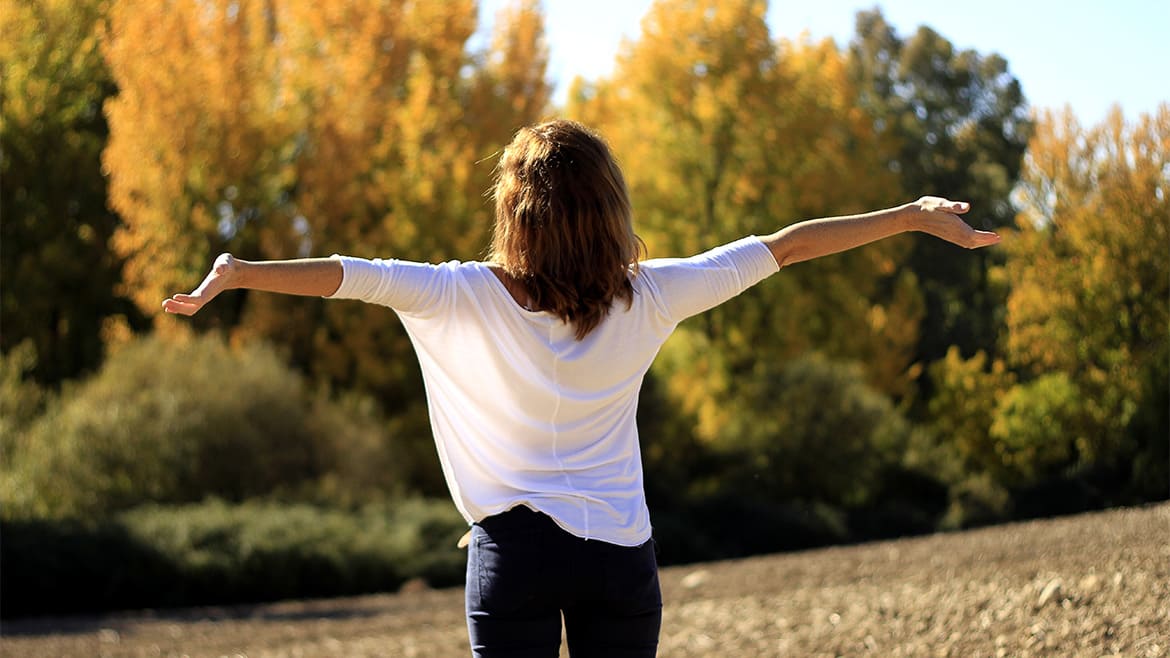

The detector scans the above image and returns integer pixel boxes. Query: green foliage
[648,328,920,511]
[1126,358,1170,500]
[927,347,1017,482]
[990,373,1083,484]
[642,351,941,561]
[0,516,179,618]
[2,334,412,519]
[650,497,851,564]
[1006,106,1169,497]
[0,0,143,384]
[0,341,47,452]
[716,352,913,508]
[0,342,49,512]
[0,498,467,618]
[940,472,1012,530]
[848,8,1030,369]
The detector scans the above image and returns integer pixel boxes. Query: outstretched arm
[761,196,1000,268]
[161,254,343,316]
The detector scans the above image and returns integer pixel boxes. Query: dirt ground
[2,503,1167,657]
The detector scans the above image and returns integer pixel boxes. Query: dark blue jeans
[465,506,662,657]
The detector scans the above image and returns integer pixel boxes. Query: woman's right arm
[161,253,343,316]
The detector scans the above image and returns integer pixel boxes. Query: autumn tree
[0,0,142,384]
[1004,105,1169,498]
[567,0,921,443]
[467,0,552,147]
[103,0,290,328]
[103,0,551,494]
[103,0,549,383]
[847,9,1031,370]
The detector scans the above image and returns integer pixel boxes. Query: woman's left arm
[761,196,1001,269]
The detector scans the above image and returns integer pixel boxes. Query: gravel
[3,502,1166,657]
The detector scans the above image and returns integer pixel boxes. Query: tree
[847,9,1031,370]
[0,0,141,384]
[1005,105,1169,494]
[102,0,551,495]
[566,0,923,453]
[926,346,1016,483]
[104,0,550,401]
[103,0,293,330]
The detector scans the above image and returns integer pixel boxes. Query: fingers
[969,229,1001,248]
[162,296,202,316]
[950,224,1000,249]
[918,196,970,214]
[160,254,237,317]
[915,196,999,248]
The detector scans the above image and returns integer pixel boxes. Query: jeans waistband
[476,505,556,534]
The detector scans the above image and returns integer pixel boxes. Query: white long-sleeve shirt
[328,236,779,546]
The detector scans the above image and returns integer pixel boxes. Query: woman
[164,119,999,657]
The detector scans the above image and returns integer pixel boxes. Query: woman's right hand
[162,253,241,316]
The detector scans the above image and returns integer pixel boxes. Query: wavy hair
[489,120,646,340]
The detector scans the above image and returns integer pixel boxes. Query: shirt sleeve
[639,236,779,323]
[325,255,454,318]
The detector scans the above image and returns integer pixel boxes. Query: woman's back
[327,235,779,545]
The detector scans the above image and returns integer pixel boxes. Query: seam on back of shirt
[547,322,586,539]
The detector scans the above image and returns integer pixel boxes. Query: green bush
[926,347,1017,484]
[940,472,1012,530]
[0,341,47,459]
[0,498,467,618]
[1,333,411,518]
[642,351,944,561]
[717,352,913,508]
[990,372,1084,485]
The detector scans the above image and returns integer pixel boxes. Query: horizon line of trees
[3,0,1167,556]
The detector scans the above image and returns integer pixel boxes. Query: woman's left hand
[907,196,1001,249]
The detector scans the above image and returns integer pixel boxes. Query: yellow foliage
[1006,104,1169,446]
[102,0,550,398]
[566,0,919,428]
[928,346,1017,477]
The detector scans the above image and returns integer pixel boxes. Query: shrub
[927,347,1017,482]
[717,352,914,508]
[643,351,938,560]
[940,472,1012,530]
[990,372,1084,485]
[0,340,47,459]
[2,333,410,519]
[651,496,850,564]
[0,498,467,618]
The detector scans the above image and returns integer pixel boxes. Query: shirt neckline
[480,262,553,317]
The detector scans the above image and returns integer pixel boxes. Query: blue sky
[476,0,1169,125]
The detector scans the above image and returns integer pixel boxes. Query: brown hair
[489,119,646,340]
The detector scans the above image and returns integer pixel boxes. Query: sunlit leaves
[848,9,1030,367]
[568,0,920,449]
[1005,105,1169,463]
[103,0,549,409]
[1,0,137,384]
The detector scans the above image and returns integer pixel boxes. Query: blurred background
[1,0,1166,619]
